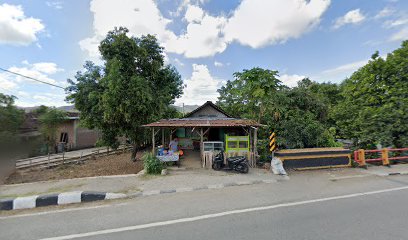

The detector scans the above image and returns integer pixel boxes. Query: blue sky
[0,0,407,107]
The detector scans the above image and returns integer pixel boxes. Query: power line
[0,67,65,89]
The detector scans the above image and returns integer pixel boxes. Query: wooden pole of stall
[200,128,204,164]
[254,128,258,166]
[161,128,165,147]
[152,127,155,154]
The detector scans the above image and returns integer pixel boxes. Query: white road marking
[0,203,129,220]
[38,185,408,240]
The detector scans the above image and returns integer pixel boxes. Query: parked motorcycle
[212,151,249,173]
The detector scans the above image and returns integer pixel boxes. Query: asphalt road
[1,173,408,240]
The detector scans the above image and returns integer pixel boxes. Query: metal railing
[354,148,408,168]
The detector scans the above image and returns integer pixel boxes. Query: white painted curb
[105,193,127,200]
[58,192,82,205]
[13,196,38,209]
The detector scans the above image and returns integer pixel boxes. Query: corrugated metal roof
[143,118,263,127]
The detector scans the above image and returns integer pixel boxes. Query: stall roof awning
[143,118,264,128]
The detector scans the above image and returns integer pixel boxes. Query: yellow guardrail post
[382,148,390,167]
[358,149,367,169]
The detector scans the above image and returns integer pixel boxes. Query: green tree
[0,94,25,160]
[0,93,24,134]
[217,67,284,123]
[217,68,339,150]
[334,41,408,148]
[66,27,183,160]
[38,107,67,153]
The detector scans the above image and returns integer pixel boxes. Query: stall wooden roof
[144,101,264,128]
[143,118,263,128]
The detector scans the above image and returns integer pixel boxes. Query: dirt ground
[5,152,144,185]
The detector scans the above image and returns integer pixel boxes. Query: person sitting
[169,138,179,152]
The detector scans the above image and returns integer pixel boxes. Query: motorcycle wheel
[212,162,222,170]
[237,163,249,173]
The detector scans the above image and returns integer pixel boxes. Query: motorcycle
[212,151,249,173]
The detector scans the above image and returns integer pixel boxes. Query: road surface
[1,173,408,240]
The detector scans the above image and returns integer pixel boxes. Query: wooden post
[48,153,50,167]
[152,127,155,154]
[200,128,204,164]
[382,148,390,166]
[162,128,165,147]
[254,127,258,161]
[358,149,366,168]
[62,151,65,164]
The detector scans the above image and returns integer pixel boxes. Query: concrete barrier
[275,147,351,170]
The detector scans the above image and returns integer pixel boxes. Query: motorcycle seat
[228,156,246,163]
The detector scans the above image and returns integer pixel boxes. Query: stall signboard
[178,138,194,149]
[225,135,249,153]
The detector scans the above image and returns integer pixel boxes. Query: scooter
[212,151,249,173]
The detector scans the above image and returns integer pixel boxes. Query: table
[157,153,180,167]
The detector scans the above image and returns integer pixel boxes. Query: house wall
[189,105,228,118]
[56,121,76,150]
[76,126,100,149]
[56,120,100,151]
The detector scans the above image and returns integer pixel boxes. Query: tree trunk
[131,143,139,162]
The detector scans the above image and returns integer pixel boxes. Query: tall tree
[0,94,24,159]
[217,67,284,122]
[333,41,408,148]
[66,27,183,160]
[38,107,67,153]
[0,94,24,134]
[217,69,339,151]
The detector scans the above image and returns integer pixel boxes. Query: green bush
[142,153,164,175]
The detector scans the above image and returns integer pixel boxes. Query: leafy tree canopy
[0,93,25,158]
[333,41,408,148]
[66,27,183,160]
[0,93,24,134]
[217,69,340,152]
[37,107,67,153]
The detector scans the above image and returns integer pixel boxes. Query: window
[60,132,68,143]
[228,141,237,148]
[239,141,248,149]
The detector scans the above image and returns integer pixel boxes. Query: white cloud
[390,27,408,42]
[313,58,377,82]
[333,9,366,29]
[382,14,408,42]
[0,74,17,90]
[81,0,330,59]
[46,1,63,10]
[16,92,67,107]
[384,17,408,28]
[79,36,101,59]
[30,62,63,75]
[279,74,305,88]
[0,61,63,89]
[0,3,45,46]
[184,4,204,23]
[173,58,184,66]
[375,7,394,19]
[166,10,227,58]
[176,64,223,105]
[224,0,330,48]
[79,0,176,59]
[214,61,223,67]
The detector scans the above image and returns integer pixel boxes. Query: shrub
[142,153,163,174]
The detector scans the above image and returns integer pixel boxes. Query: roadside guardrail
[354,148,408,168]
